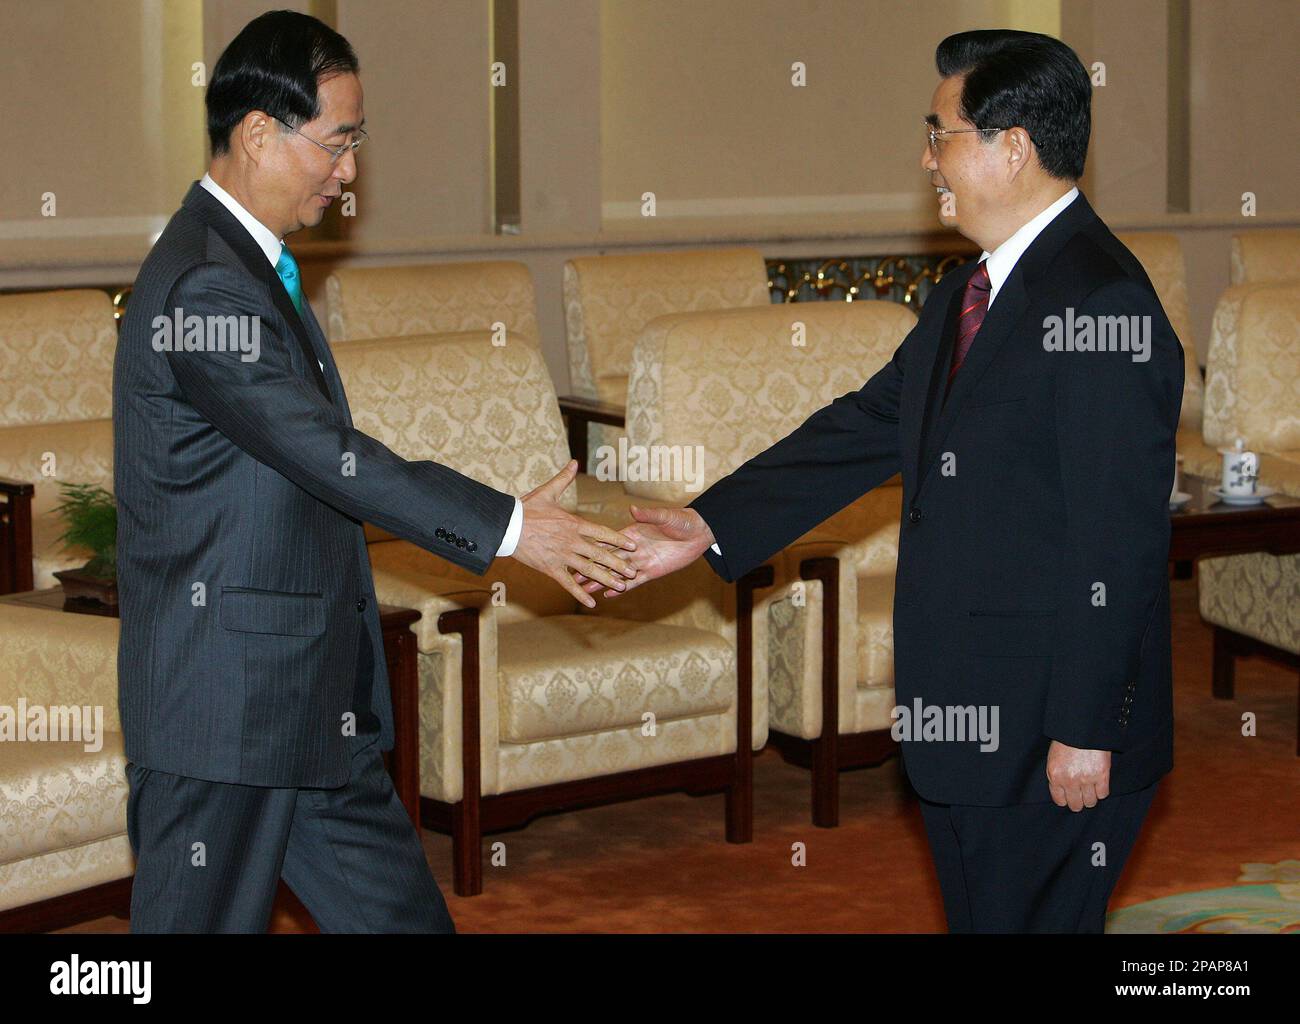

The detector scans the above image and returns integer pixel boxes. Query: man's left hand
[1046,740,1111,811]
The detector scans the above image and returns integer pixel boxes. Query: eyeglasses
[923,118,1008,154]
[273,115,368,162]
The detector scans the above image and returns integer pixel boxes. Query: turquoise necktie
[275,245,304,315]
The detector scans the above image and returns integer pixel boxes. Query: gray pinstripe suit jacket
[112,181,515,788]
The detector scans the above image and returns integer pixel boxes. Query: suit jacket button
[457,537,467,549]
[357,597,367,612]
[447,532,458,544]
[908,507,922,523]
[468,541,478,553]
[435,528,446,539]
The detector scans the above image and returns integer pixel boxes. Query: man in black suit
[581,30,1182,932]
[113,11,637,933]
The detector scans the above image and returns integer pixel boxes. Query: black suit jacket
[112,182,515,788]
[688,192,1183,805]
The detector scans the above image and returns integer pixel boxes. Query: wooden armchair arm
[557,395,626,471]
[437,606,484,894]
[799,557,841,827]
[730,565,775,843]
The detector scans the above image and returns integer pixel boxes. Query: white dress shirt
[196,174,524,557]
[979,185,1078,308]
[708,185,1079,559]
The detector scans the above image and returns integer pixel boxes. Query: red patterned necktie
[948,260,991,383]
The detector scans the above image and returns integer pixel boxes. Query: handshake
[510,459,716,608]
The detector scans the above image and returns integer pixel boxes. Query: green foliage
[53,483,117,580]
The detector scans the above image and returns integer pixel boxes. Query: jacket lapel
[181,182,333,403]
[299,295,353,424]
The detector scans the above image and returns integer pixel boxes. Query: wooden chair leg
[439,607,483,897]
[1212,625,1236,700]
[724,743,753,843]
[452,794,482,897]
[811,733,839,829]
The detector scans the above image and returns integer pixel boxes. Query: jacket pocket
[220,587,326,637]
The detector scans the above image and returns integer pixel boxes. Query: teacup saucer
[1168,491,1193,510]
[1210,485,1275,506]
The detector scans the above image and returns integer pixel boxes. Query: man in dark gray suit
[112,11,637,933]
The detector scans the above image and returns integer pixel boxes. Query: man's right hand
[510,459,639,608]
[576,504,716,598]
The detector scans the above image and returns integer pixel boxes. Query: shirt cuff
[710,542,721,556]
[496,497,524,558]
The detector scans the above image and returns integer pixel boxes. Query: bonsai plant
[52,482,118,606]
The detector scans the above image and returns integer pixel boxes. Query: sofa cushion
[856,574,896,693]
[497,615,735,744]
[0,733,127,867]
[1198,553,1300,655]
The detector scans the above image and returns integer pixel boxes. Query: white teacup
[1220,445,1259,497]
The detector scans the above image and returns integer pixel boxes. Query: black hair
[206,9,358,156]
[935,29,1091,180]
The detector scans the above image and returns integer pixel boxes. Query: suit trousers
[125,620,454,933]
[917,779,1159,933]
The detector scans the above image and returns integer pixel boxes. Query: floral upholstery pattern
[1199,552,1300,655]
[335,331,760,803]
[325,260,540,345]
[562,247,770,464]
[1230,230,1300,286]
[624,301,917,502]
[497,615,735,744]
[0,290,117,429]
[0,604,129,911]
[1117,232,1203,430]
[608,301,915,740]
[1197,283,1300,659]
[334,331,576,517]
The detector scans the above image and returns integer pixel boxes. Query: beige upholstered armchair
[1195,281,1300,494]
[0,604,130,930]
[1193,282,1300,752]
[561,247,771,474]
[332,331,771,896]
[580,300,917,825]
[0,289,118,593]
[1230,229,1300,286]
[1116,232,1205,442]
[325,259,541,345]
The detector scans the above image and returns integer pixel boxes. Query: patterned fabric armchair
[332,331,771,895]
[581,300,916,825]
[0,289,118,593]
[325,259,541,345]
[561,247,771,471]
[1195,281,1300,493]
[0,604,130,929]
[1230,229,1300,286]
[1194,283,1300,751]
[1115,232,1205,435]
